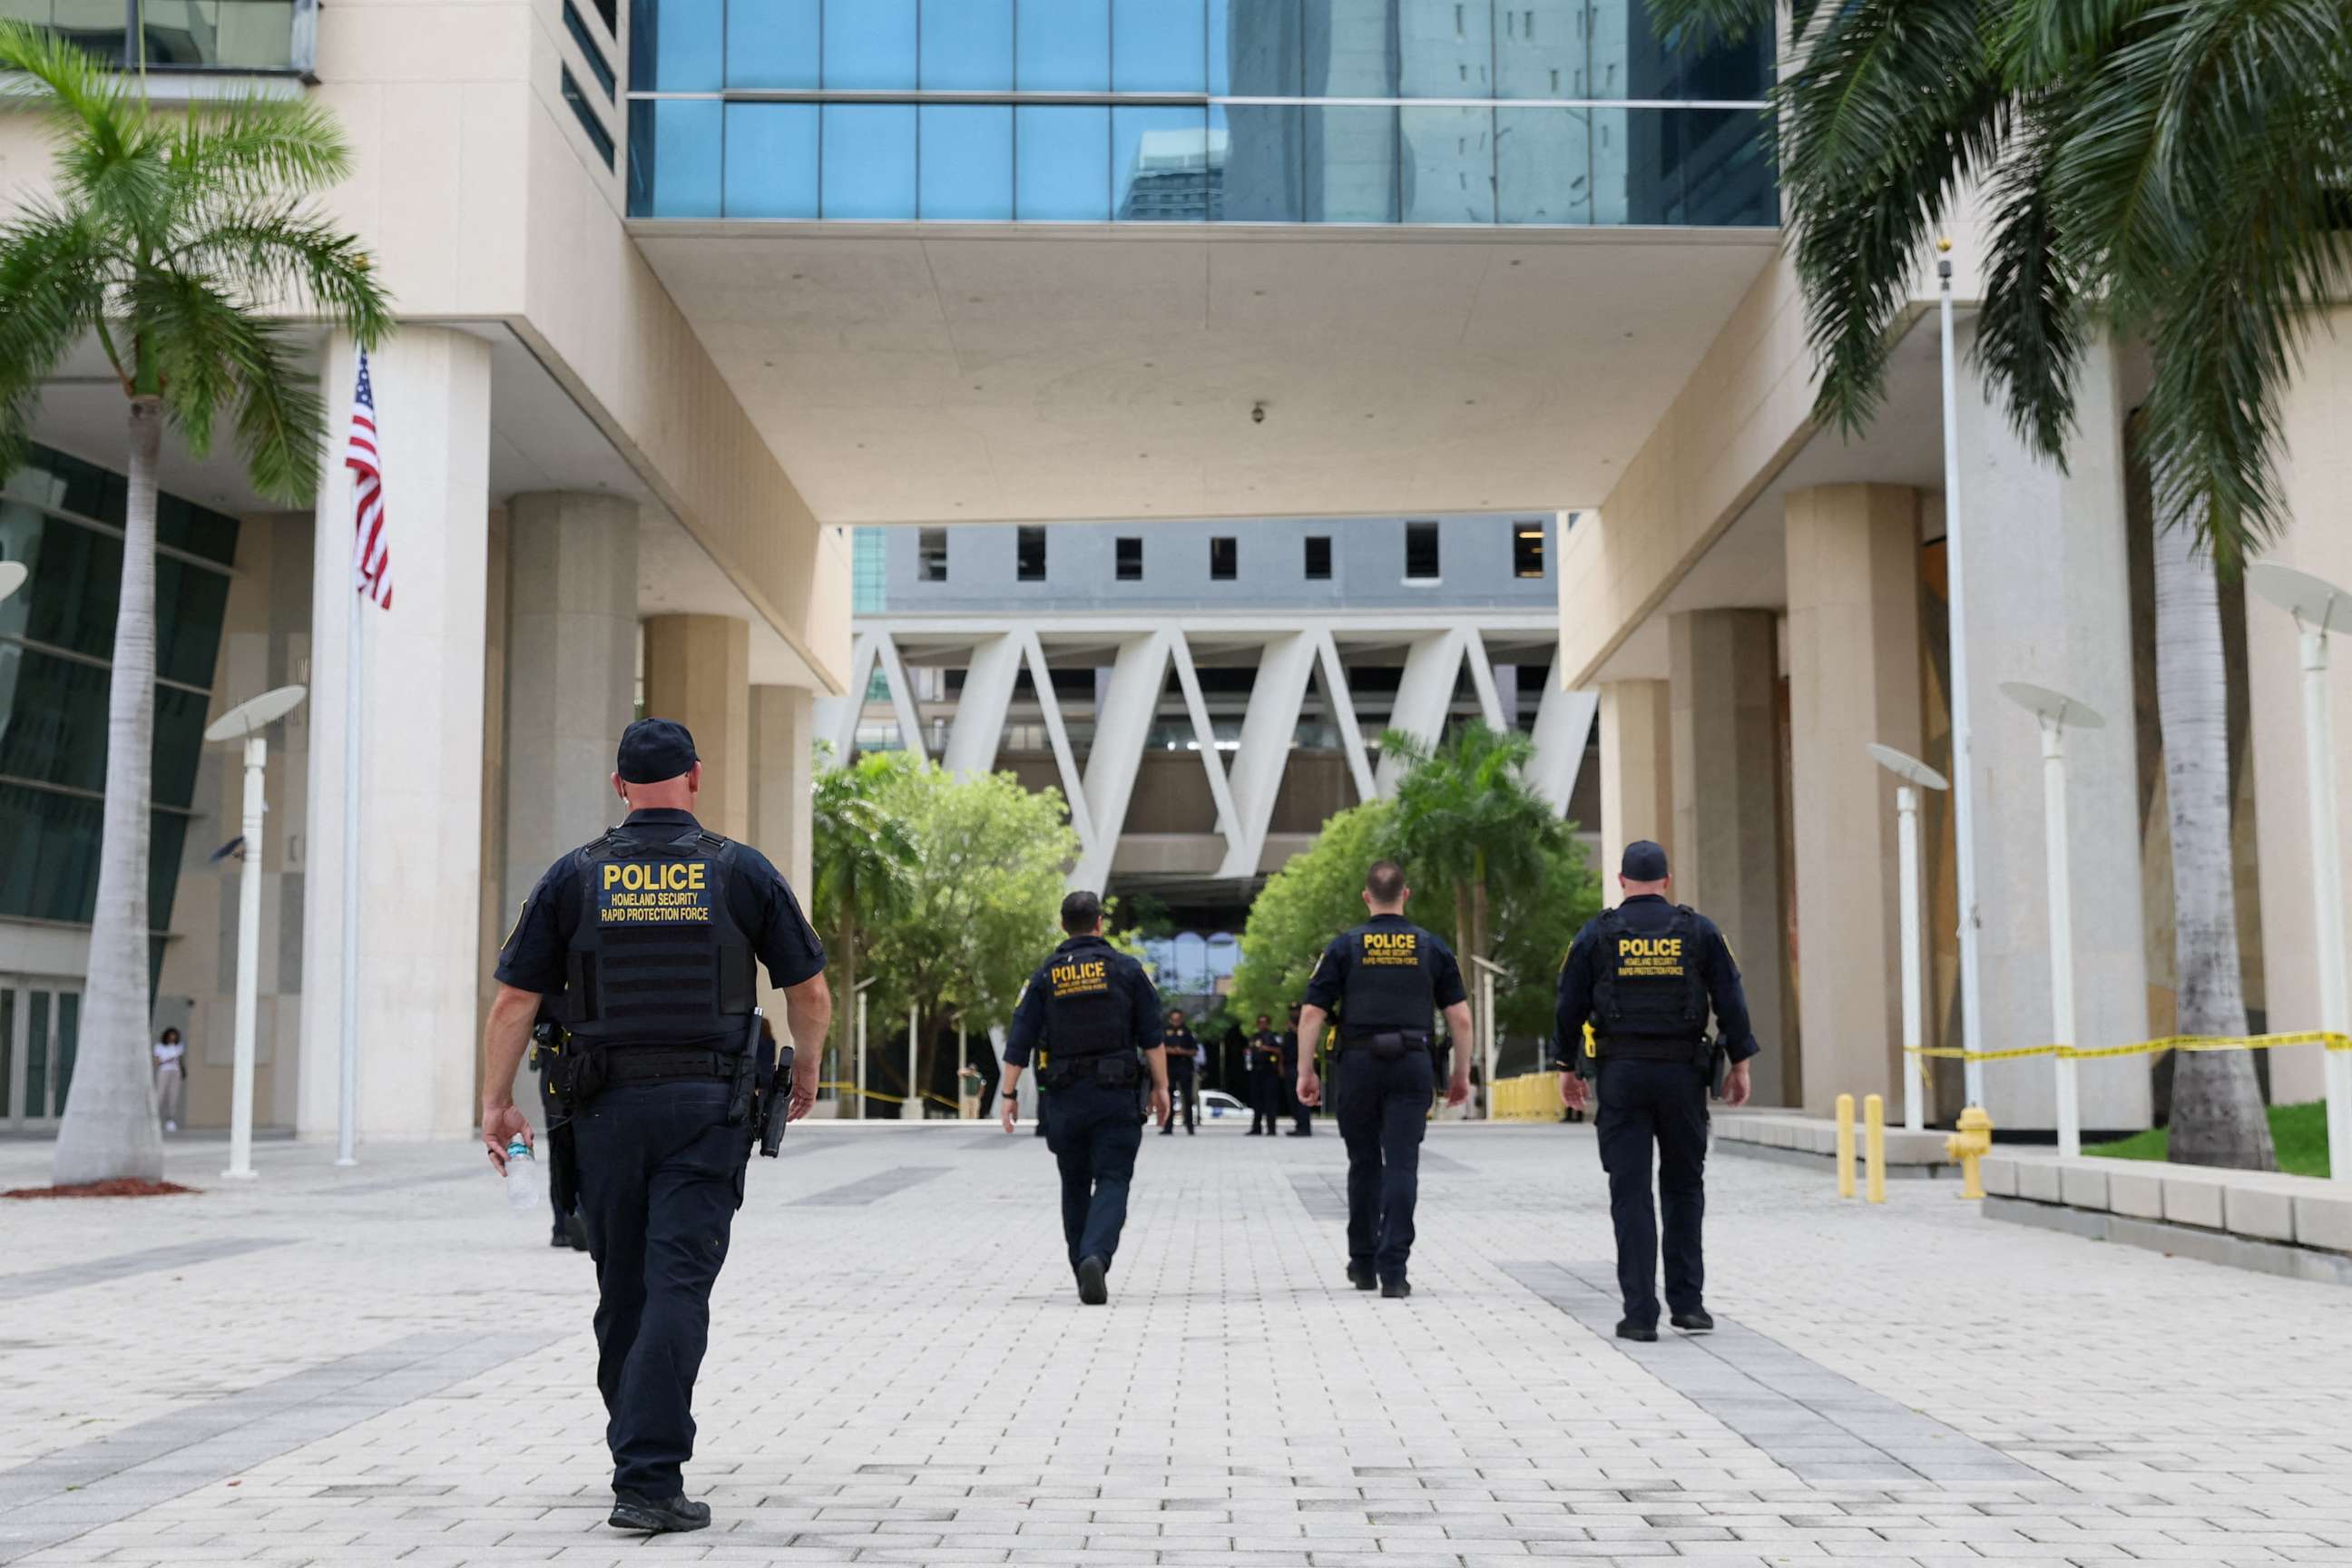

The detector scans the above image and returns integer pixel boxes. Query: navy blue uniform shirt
[1003,935,1164,1067]
[1550,894,1759,1070]
[495,808,826,996]
[1301,914,1469,1025]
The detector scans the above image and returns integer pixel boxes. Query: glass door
[0,979,82,1132]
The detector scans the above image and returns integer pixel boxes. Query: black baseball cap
[1621,839,1670,880]
[616,718,699,784]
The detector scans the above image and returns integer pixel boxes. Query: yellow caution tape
[1905,1031,2352,1063]
[817,1080,963,1112]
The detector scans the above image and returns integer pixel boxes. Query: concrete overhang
[627,221,1781,525]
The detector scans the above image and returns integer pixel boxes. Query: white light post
[0,560,25,604]
[1470,956,1507,1120]
[1868,744,1949,1132]
[853,976,877,1121]
[1936,239,1991,1105]
[2247,564,2352,1183]
[201,684,308,1181]
[2001,681,2104,1158]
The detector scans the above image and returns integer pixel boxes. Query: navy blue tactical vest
[1041,940,1128,1060]
[1339,919,1438,1035]
[561,825,756,1048]
[1590,905,1708,1044]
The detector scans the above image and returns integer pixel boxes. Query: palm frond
[172,201,394,347]
[0,201,113,474]
[226,318,328,504]
[172,93,356,201]
[1642,0,1776,49]
[1972,93,2084,463]
[1776,0,2008,436]
[132,271,328,502]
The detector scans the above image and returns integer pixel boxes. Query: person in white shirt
[152,1027,187,1132]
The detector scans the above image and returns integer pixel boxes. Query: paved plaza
[2,1116,2349,1567]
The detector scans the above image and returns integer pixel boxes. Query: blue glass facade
[627,0,1772,226]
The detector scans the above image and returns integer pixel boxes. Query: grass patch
[2086,1100,2330,1179]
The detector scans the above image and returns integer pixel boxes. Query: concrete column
[750,685,815,897]
[642,613,750,839]
[501,494,640,915]
[1953,333,2150,1132]
[1669,609,1788,1105]
[2249,309,2352,1105]
[1597,679,1672,883]
[299,328,492,1142]
[1784,484,1926,1113]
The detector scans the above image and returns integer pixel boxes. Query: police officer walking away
[999,891,1171,1304]
[1161,1007,1200,1135]
[1553,840,1757,1342]
[1294,860,1473,1298]
[481,719,831,1534]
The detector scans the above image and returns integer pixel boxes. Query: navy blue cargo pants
[1044,1079,1142,1272]
[573,1078,751,1498]
[1593,1054,1710,1328]
[1335,1048,1433,1282]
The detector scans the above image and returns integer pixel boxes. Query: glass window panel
[1399,0,1490,95]
[152,684,210,811]
[820,103,916,220]
[1400,104,1493,223]
[26,991,46,1118]
[1210,0,1299,95]
[154,493,238,566]
[725,0,818,89]
[921,0,1011,87]
[36,0,130,64]
[0,784,93,924]
[1303,105,1395,221]
[822,0,916,87]
[1015,106,1109,220]
[1116,537,1142,580]
[919,104,1013,220]
[629,98,722,217]
[0,648,110,793]
[150,810,190,934]
[52,991,75,1116]
[721,103,818,217]
[1497,106,1592,224]
[1212,103,1301,222]
[564,0,618,97]
[1113,0,1204,91]
[917,527,948,581]
[628,0,721,90]
[561,66,617,169]
[155,554,230,689]
[1498,0,1582,97]
[1675,105,1774,225]
[1018,0,1108,90]
[0,505,118,662]
[134,0,299,72]
[1114,106,1211,222]
[1308,0,1396,95]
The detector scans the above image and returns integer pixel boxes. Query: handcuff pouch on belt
[1354,1029,1431,1063]
[1042,1051,1141,1093]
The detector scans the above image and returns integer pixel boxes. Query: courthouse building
[0,0,2341,1142]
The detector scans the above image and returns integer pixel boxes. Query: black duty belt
[602,1044,735,1084]
[1339,1029,1432,1061]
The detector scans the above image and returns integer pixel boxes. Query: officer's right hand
[1558,1072,1589,1112]
[481,1102,533,1171]
[788,1048,819,1122]
[1295,1070,1321,1109]
[1148,1083,1171,1125]
[999,1091,1018,1134]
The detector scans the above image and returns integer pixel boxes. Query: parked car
[1197,1089,1248,1120]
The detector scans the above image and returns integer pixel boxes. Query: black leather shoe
[1346,1262,1377,1291]
[1160,1126,1174,1135]
[1076,1255,1109,1306]
[565,1211,589,1252]
[1671,1308,1715,1334]
[609,1493,711,1534]
[1379,1278,1411,1299]
[1615,1319,1659,1342]
[549,1224,571,1249]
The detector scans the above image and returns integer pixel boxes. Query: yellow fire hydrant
[1945,1104,1994,1199]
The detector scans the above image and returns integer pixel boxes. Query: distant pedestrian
[152,1027,186,1132]
[1279,1003,1314,1137]
[1245,1014,1282,1135]
[1161,1008,1200,1135]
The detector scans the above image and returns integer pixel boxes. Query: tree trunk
[1451,880,1475,1045]
[2154,528,2276,1170]
[832,905,859,1102]
[53,398,167,1186]
[1468,866,1492,1080]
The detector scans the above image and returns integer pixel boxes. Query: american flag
[347,349,393,609]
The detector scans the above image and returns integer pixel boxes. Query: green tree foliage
[851,763,1079,1106]
[1228,799,1396,1025]
[1644,0,2308,1165]
[0,26,392,1184]
[808,750,917,1083]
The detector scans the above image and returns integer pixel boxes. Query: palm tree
[0,24,391,1185]
[1644,0,2346,1166]
[809,751,916,1102]
[1382,722,1569,1064]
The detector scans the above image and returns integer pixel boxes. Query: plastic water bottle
[504,1137,544,1212]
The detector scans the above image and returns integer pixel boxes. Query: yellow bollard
[1945,1104,1994,1199]
[1835,1093,1856,1198]
[1864,1093,1886,1204]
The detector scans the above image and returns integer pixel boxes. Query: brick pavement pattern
[2,1119,2349,1566]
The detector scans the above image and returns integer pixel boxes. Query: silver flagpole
[337,350,367,1167]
